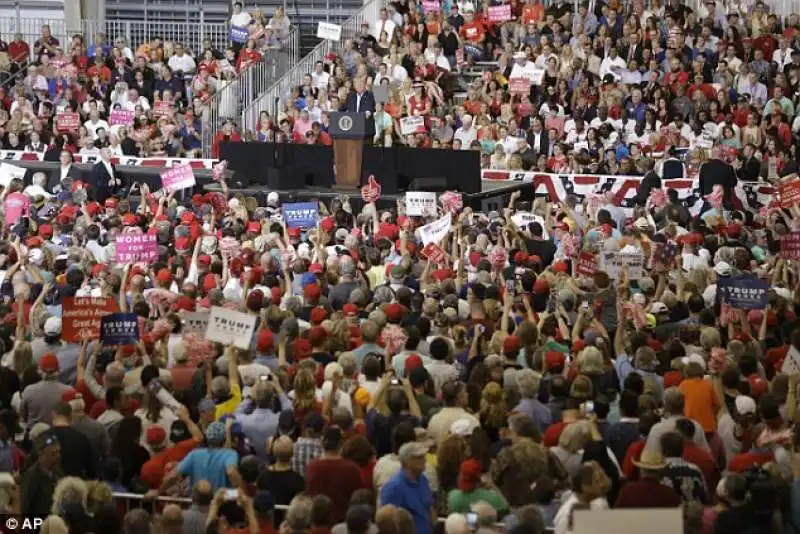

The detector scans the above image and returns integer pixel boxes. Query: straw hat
[632,450,667,471]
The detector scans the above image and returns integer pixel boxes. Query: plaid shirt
[291,437,323,477]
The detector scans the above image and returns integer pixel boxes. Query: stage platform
[203,178,529,213]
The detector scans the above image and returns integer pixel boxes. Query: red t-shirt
[140,437,202,488]
[622,439,646,480]
[459,21,485,44]
[728,449,774,473]
[305,457,365,523]
[542,420,569,447]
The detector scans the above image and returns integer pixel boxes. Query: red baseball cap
[256,329,274,353]
[156,268,173,285]
[343,303,359,316]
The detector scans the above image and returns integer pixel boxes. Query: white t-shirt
[168,54,197,75]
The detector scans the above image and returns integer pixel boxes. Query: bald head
[161,504,183,531]
[192,480,213,506]
[105,363,125,387]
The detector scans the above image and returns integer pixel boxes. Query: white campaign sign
[511,212,549,239]
[182,312,210,335]
[602,250,644,280]
[418,214,452,245]
[0,162,26,187]
[399,116,425,136]
[205,307,257,350]
[316,22,342,41]
[405,191,437,216]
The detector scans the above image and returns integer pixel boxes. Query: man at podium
[344,77,376,144]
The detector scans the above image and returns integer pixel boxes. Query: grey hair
[374,286,394,305]
[285,495,313,530]
[33,172,47,186]
[338,352,358,376]
[515,369,542,399]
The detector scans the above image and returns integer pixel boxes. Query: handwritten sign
[205,306,257,350]
[400,116,426,136]
[405,191,437,217]
[488,4,512,21]
[418,214,452,245]
[56,112,80,132]
[109,109,135,126]
[361,175,381,203]
[718,275,769,310]
[282,202,318,228]
[101,313,140,345]
[115,233,158,263]
[62,297,119,342]
[160,164,196,193]
[182,311,210,335]
[780,180,800,208]
[316,21,343,41]
[780,232,800,260]
[509,77,531,95]
[229,25,250,43]
[576,252,598,277]
[153,100,174,118]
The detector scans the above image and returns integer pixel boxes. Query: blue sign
[229,26,249,44]
[282,202,319,229]
[717,276,769,310]
[101,313,140,345]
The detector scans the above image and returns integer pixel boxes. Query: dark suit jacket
[89,161,122,203]
[736,156,761,182]
[620,44,643,65]
[633,170,662,206]
[526,130,550,157]
[345,91,376,114]
[47,165,81,194]
[699,158,737,206]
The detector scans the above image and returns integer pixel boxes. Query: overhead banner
[718,275,769,310]
[205,307,257,350]
[418,214,452,245]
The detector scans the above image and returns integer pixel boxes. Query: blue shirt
[380,470,434,534]
[235,395,290,461]
[512,398,552,433]
[177,447,239,490]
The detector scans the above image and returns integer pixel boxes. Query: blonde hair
[700,327,721,350]
[293,367,318,412]
[13,342,32,377]
[480,382,508,429]
[558,420,591,453]
[51,477,88,516]
[579,346,605,374]
[40,516,69,534]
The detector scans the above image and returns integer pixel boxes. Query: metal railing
[240,0,385,134]
[201,47,293,157]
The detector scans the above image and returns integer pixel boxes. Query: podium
[329,112,372,189]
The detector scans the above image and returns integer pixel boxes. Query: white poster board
[0,162,26,187]
[602,250,644,280]
[182,312,210,336]
[316,22,342,41]
[205,307,257,350]
[418,214,452,245]
[405,191,437,217]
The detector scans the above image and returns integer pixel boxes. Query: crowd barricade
[110,492,531,531]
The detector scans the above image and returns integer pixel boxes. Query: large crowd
[2,1,800,534]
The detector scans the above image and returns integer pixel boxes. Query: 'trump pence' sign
[182,312,210,335]
[205,307,257,349]
[717,275,769,310]
[100,313,140,345]
[282,202,318,228]
[418,214,452,245]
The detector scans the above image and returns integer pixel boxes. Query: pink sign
[153,100,174,118]
[509,77,531,95]
[160,164,196,193]
[488,4,512,22]
[56,112,80,132]
[110,109,135,126]
[422,0,440,12]
[116,234,158,264]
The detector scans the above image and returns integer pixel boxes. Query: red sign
[421,243,448,265]
[153,100,174,118]
[62,297,120,342]
[488,4,512,21]
[56,112,80,132]
[781,232,800,259]
[576,252,597,277]
[361,175,381,203]
[509,78,531,95]
[780,180,800,209]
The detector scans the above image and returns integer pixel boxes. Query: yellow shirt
[215,383,242,420]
